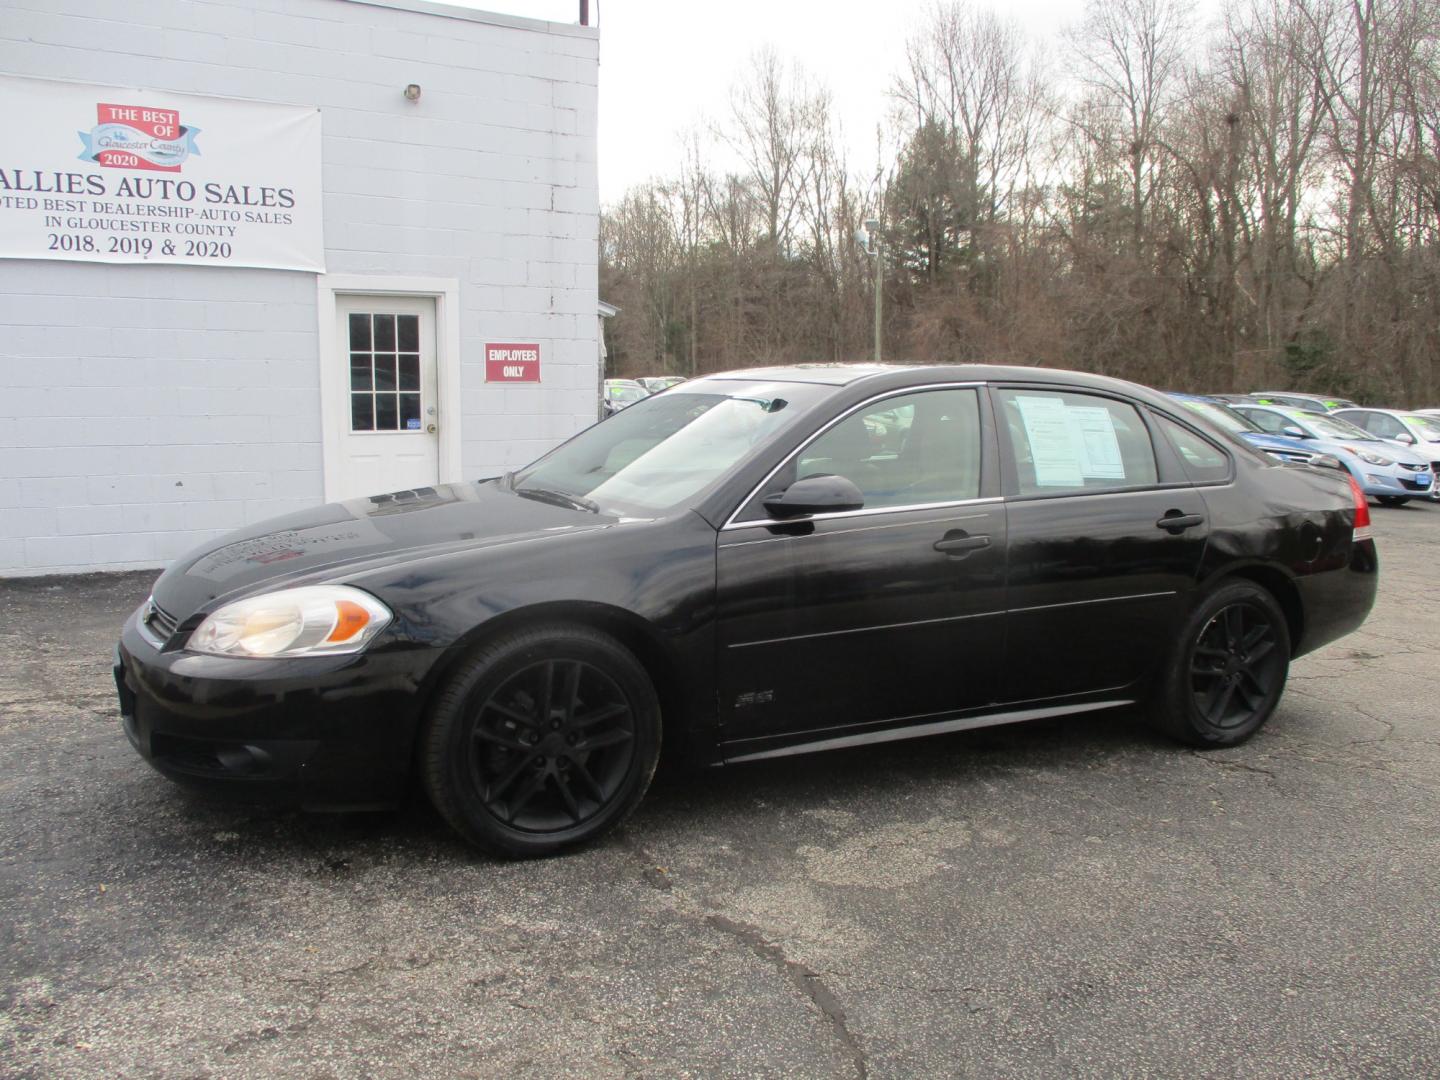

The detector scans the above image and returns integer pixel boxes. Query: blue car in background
[1233,403,1435,506]
[1168,393,1344,468]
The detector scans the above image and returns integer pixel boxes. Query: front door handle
[1156,512,1204,533]
[934,531,991,556]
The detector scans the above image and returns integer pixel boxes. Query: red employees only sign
[485,343,541,382]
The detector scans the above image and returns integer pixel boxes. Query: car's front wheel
[421,624,661,857]
[1151,581,1291,747]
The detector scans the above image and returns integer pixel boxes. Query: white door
[333,294,440,499]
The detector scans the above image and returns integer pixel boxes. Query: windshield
[1403,415,1440,442]
[514,381,832,515]
[1179,399,1262,434]
[1289,410,1377,440]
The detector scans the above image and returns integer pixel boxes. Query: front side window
[792,388,982,509]
[1353,412,1405,439]
[997,389,1158,495]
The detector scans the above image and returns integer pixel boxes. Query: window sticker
[1067,406,1125,479]
[1015,396,1085,487]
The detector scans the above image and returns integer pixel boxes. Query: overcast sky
[458,1,1219,203]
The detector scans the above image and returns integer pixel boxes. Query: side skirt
[720,697,1136,765]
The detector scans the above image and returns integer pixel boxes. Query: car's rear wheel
[421,625,661,857]
[1376,495,1409,507]
[1151,581,1291,748]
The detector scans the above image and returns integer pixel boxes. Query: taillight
[1346,473,1372,540]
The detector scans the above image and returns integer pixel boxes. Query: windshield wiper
[513,486,600,513]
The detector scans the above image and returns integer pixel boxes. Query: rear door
[993,386,1211,703]
[715,385,1007,750]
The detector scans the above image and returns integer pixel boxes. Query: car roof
[693,363,1179,404]
[699,363,920,386]
[1252,390,1331,401]
[1335,406,1414,417]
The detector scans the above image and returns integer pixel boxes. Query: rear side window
[997,389,1158,495]
[1157,415,1232,483]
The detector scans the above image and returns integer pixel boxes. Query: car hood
[1311,435,1430,467]
[151,480,616,620]
[1239,431,1314,455]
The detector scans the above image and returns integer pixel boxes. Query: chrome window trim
[720,381,988,531]
[720,495,1003,534]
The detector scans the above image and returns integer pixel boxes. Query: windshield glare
[514,381,831,515]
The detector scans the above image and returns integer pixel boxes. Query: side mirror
[1396,432,1416,445]
[762,474,865,519]
[1282,426,1310,439]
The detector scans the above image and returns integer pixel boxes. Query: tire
[421,624,661,857]
[1376,495,1409,507]
[1151,581,1291,748]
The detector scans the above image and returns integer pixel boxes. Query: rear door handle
[934,532,991,556]
[1156,512,1204,532]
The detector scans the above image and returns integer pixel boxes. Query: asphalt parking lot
[2,504,1439,1079]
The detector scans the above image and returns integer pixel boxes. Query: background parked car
[1331,408,1440,498]
[602,379,650,417]
[1233,404,1434,505]
[1168,393,1346,470]
[635,376,687,394]
[1248,391,1359,413]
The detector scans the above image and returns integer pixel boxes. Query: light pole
[862,218,883,363]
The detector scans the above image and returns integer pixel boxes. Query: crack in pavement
[1188,753,1277,780]
[704,914,868,1080]
[620,834,866,1078]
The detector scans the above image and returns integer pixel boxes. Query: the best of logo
[77,102,201,172]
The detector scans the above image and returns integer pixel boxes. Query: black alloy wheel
[1152,581,1291,747]
[422,625,661,857]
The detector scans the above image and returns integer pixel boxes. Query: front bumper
[115,611,436,809]
[1359,469,1432,498]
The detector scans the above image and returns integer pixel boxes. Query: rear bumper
[1292,537,1379,658]
[115,612,437,809]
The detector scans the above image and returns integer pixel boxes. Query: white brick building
[0,0,599,575]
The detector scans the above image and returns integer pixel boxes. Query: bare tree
[1068,0,1192,250]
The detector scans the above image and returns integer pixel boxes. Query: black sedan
[116,364,1378,856]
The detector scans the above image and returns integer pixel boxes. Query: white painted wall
[0,0,599,574]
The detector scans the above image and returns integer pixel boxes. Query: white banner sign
[0,75,323,272]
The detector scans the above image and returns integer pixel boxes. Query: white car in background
[1332,408,1440,498]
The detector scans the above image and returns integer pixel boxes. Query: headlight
[1348,447,1393,466]
[189,586,392,658]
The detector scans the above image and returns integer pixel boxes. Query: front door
[334,294,439,500]
[715,386,1007,753]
